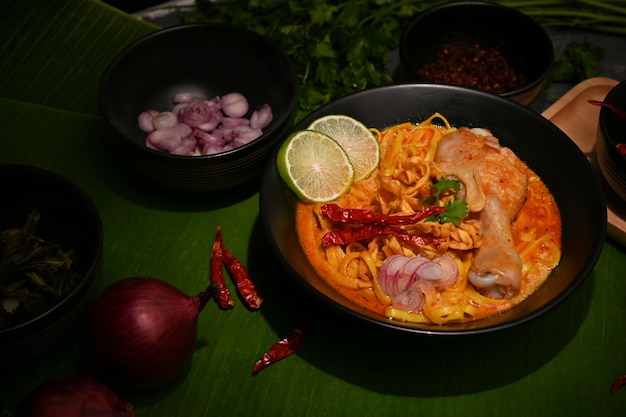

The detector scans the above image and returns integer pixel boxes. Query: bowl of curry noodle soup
[260,84,606,336]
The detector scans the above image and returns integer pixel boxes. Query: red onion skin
[82,277,210,390]
[17,375,134,417]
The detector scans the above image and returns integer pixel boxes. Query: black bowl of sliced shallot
[99,23,298,192]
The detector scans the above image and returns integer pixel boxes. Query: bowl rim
[599,79,626,165]
[0,163,104,336]
[260,83,606,337]
[98,22,299,161]
[399,1,555,99]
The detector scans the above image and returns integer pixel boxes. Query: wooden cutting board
[542,77,625,247]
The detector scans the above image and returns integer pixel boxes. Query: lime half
[277,130,355,203]
[307,114,380,181]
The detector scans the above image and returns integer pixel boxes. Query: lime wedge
[277,130,355,203]
[307,114,380,181]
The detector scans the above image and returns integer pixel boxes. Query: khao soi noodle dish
[296,114,561,324]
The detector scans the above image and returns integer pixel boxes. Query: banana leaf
[1,1,626,416]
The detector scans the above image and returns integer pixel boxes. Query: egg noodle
[296,114,562,324]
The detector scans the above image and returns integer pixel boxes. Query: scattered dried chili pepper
[321,224,440,247]
[611,374,626,393]
[617,143,626,156]
[209,227,234,309]
[320,204,445,225]
[252,323,310,375]
[418,43,525,94]
[588,99,626,119]
[221,243,263,310]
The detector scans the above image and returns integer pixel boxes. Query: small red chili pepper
[253,323,310,375]
[321,204,446,225]
[321,224,437,247]
[611,374,626,394]
[588,99,626,119]
[617,143,626,156]
[221,244,264,310]
[210,227,234,309]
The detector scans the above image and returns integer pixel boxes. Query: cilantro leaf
[428,199,469,226]
[421,177,461,204]
[551,41,604,83]
[421,177,468,225]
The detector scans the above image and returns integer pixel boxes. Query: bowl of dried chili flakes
[399,1,553,106]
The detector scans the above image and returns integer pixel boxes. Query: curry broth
[295,155,561,323]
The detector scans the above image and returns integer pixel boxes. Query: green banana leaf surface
[1,1,626,416]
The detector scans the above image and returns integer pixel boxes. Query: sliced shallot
[138,92,272,156]
[377,254,459,312]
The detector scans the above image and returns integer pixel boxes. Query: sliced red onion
[221,92,249,118]
[400,255,429,278]
[138,110,158,133]
[146,128,182,152]
[414,262,443,281]
[221,117,250,129]
[174,92,193,103]
[201,142,227,155]
[377,254,459,311]
[151,111,178,130]
[378,255,409,295]
[197,114,221,132]
[193,128,224,145]
[138,92,272,156]
[232,126,263,147]
[204,97,221,111]
[170,135,199,156]
[432,255,459,289]
[250,103,273,129]
[177,100,214,127]
[172,102,189,115]
[392,287,425,311]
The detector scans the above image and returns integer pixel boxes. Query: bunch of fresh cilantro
[190,0,430,121]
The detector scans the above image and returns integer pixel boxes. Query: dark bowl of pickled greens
[0,164,103,366]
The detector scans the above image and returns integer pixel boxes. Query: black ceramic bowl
[597,79,626,201]
[260,84,606,336]
[0,164,103,364]
[399,2,553,106]
[99,23,298,192]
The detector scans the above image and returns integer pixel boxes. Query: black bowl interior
[0,164,103,342]
[99,23,298,162]
[600,79,626,166]
[260,84,606,336]
[399,2,554,98]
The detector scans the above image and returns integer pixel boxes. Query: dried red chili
[617,143,626,156]
[611,374,626,393]
[321,204,445,225]
[588,99,626,119]
[321,224,439,247]
[221,243,264,310]
[418,43,525,94]
[209,227,234,309]
[252,323,310,375]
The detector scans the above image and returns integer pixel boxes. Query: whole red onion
[17,374,134,417]
[81,277,212,390]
